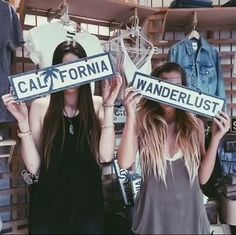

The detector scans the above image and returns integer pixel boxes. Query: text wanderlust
[133,72,224,118]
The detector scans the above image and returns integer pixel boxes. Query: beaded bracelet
[17,130,32,138]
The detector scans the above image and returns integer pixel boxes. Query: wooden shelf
[23,0,159,25]
[0,139,17,163]
[163,7,236,33]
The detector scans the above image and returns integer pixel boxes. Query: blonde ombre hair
[137,62,201,185]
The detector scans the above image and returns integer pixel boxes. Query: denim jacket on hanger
[168,36,226,102]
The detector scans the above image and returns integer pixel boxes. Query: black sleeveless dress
[29,114,104,234]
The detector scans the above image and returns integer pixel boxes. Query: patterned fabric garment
[132,154,210,234]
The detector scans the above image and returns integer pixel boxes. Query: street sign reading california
[9,52,115,101]
[132,72,225,118]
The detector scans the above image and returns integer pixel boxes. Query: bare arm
[98,101,116,162]
[199,112,231,185]
[96,75,123,162]
[2,93,47,175]
[18,108,41,175]
[117,87,141,169]
[19,98,50,175]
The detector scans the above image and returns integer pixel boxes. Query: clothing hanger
[188,11,200,40]
[104,16,156,55]
[47,0,85,33]
[104,13,156,69]
[47,1,67,23]
[188,26,200,40]
[128,18,155,68]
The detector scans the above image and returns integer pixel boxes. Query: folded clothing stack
[170,0,213,8]
[217,174,236,200]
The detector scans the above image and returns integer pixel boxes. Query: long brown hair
[41,41,101,168]
[137,62,201,184]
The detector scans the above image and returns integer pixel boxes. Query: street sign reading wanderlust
[9,52,115,101]
[132,72,225,118]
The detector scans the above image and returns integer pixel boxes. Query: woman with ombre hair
[117,62,230,234]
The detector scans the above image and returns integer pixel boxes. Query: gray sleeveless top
[132,154,210,234]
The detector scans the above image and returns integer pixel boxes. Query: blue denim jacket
[168,36,226,102]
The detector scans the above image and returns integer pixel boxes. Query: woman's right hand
[123,86,142,118]
[2,93,29,124]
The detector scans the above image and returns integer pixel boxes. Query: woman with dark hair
[117,62,230,234]
[2,40,122,234]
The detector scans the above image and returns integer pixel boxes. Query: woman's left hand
[212,111,231,141]
[102,74,123,105]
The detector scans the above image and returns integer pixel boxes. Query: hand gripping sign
[9,52,115,101]
[132,72,225,118]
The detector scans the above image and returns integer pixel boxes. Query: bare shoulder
[92,95,103,114]
[31,95,50,110]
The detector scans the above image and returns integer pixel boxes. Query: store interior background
[0,0,236,233]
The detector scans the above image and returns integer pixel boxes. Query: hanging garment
[168,36,226,101]
[120,38,153,85]
[24,22,104,69]
[0,0,24,123]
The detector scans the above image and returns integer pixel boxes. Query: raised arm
[117,87,141,169]
[198,111,231,185]
[2,93,47,175]
[97,75,123,162]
